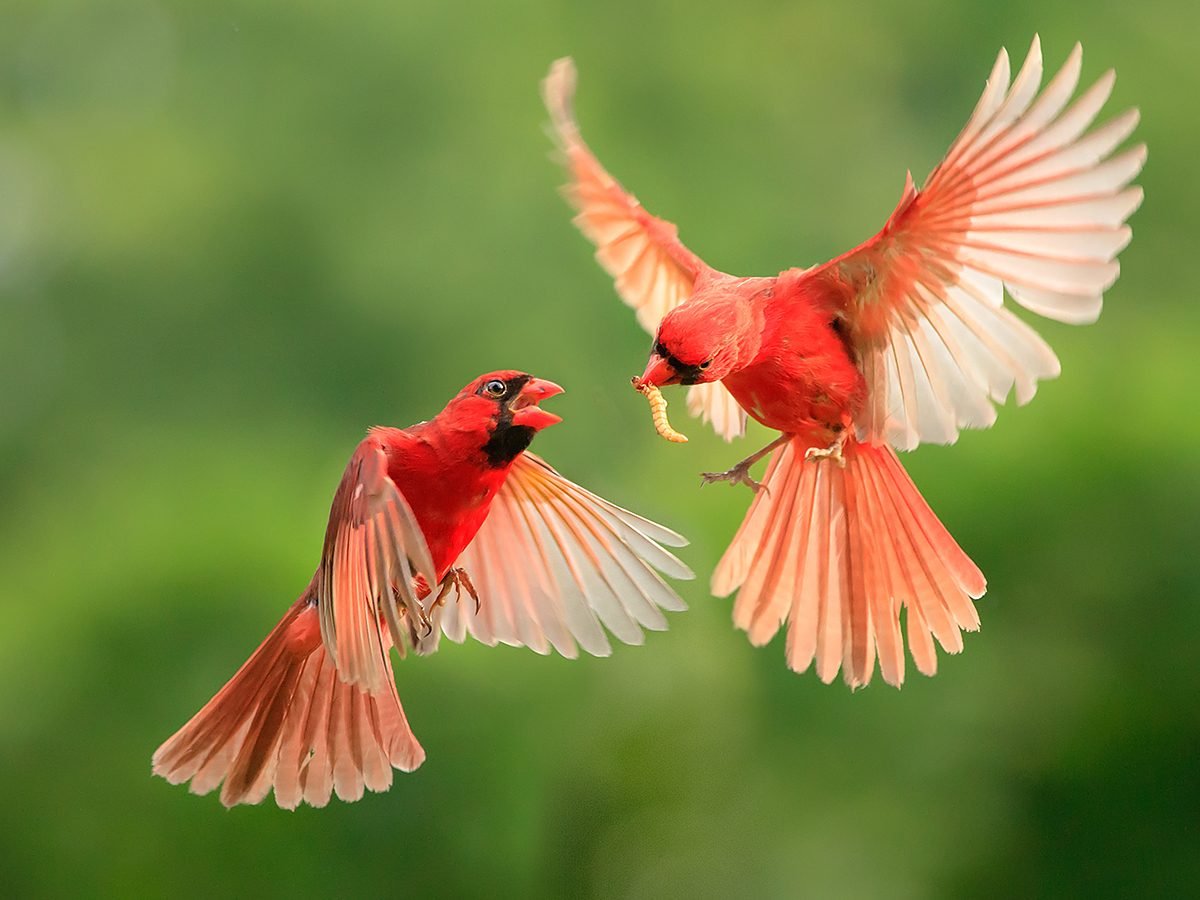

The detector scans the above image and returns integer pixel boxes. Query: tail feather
[297,654,337,807]
[220,657,294,805]
[272,651,322,809]
[713,436,986,688]
[153,599,425,809]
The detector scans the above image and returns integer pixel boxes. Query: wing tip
[1026,33,1042,65]
[546,56,577,86]
[542,56,579,134]
[652,525,690,549]
[1128,183,1146,216]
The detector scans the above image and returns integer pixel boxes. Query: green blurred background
[1,0,1196,896]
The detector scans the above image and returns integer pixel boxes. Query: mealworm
[632,377,688,443]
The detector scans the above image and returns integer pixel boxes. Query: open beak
[637,353,678,387]
[510,377,564,430]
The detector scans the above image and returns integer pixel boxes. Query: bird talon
[430,579,452,610]
[420,575,456,637]
[437,567,481,615]
[700,466,768,494]
[456,568,482,615]
[804,445,846,467]
[699,435,790,494]
[804,432,848,468]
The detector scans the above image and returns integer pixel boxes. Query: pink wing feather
[543,58,747,441]
[815,37,1144,450]
[317,432,436,694]
[441,452,691,657]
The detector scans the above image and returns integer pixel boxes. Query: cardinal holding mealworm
[546,39,1143,688]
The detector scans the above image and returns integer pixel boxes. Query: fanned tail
[711,436,986,688]
[152,596,425,809]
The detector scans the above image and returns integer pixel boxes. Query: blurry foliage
[1,0,1197,897]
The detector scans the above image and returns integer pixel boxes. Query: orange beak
[510,377,564,429]
[638,353,677,387]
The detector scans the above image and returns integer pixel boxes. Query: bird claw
[804,433,848,468]
[700,464,768,494]
[453,568,481,615]
[419,577,451,637]
[429,567,481,620]
[418,608,435,638]
[698,434,789,494]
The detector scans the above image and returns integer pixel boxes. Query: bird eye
[700,360,711,369]
[483,379,506,398]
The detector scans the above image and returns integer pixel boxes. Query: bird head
[638,299,751,387]
[452,371,564,466]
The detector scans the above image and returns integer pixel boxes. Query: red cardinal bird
[153,371,691,808]
[543,38,1143,687]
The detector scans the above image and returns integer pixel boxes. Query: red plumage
[544,38,1142,686]
[154,371,692,807]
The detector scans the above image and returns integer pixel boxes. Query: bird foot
[425,568,481,631]
[701,462,768,494]
[453,567,481,615]
[419,575,452,637]
[804,433,848,468]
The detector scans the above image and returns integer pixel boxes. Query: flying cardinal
[153,371,691,808]
[543,38,1143,688]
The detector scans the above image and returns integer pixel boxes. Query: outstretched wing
[811,37,1144,450]
[441,452,692,657]
[315,430,437,694]
[543,57,747,441]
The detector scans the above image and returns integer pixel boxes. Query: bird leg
[415,568,483,637]
[417,576,455,638]
[429,568,481,616]
[453,568,481,615]
[701,434,790,493]
[804,427,848,468]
